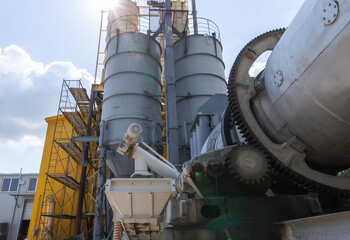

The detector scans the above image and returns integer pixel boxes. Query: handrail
[187,17,221,41]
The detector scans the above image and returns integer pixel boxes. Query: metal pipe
[75,88,95,235]
[32,194,41,236]
[93,147,107,240]
[45,196,55,240]
[190,137,194,158]
[141,141,177,171]
[93,120,107,240]
[192,131,198,157]
[105,170,114,240]
[132,146,179,179]
[133,148,151,177]
[164,0,180,165]
[196,116,211,154]
[94,10,105,84]
[191,0,198,34]
[8,168,22,240]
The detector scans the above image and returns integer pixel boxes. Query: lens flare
[94,0,121,11]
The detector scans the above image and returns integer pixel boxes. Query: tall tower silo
[174,20,227,163]
[101,0,163,177]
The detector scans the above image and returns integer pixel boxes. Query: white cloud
[0,45,94,173]
[0,45,43,75]
[10,117,43,129]
[45,61,94,84]
[0,135,43,150]
[248,51,272,77]
[249,61,267,77]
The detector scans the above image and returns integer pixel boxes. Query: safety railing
[187,17,221,41]
[105,15,221,43]
[106,15,153,42]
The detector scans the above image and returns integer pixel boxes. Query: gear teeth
[227,28,350,198]
[226,144,270,185]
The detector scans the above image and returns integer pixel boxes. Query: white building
[0,173,38,240]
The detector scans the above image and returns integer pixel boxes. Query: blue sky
[0,0,304,173]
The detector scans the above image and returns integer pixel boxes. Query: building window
[27,178,37,192]
[1,178,11,191]
[9,178,19,192]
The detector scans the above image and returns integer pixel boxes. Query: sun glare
[95,0,120,11]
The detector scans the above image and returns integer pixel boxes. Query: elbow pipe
[132,146,179,179]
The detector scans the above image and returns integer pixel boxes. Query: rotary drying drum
[263,0,350,171]
[228,0,350,194]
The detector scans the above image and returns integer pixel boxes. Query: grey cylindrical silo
[102,32,163,177]
[174,35,227,163]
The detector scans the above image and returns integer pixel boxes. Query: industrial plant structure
[26,0,350,239]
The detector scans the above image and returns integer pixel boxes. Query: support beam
[191,0,198,34]
[163,0,179,165]
[93,120,107,240]
[105,170,114,240]
[74,89,96,235]
[72,136,100,143]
